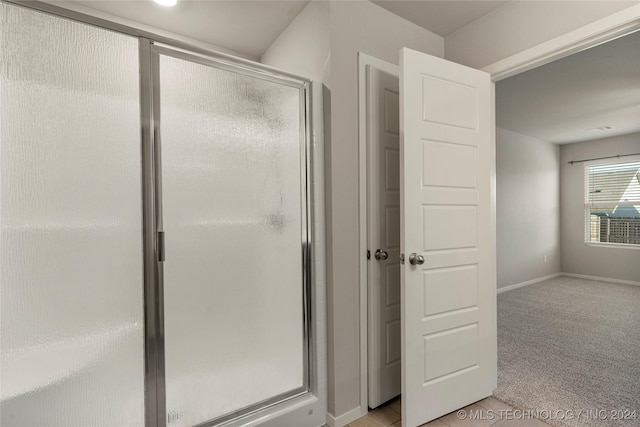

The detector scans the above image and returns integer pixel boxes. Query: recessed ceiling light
[588,126,613,131]
[153,0,177,7]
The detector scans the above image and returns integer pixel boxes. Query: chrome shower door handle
[408,253,424,265]
[374,249,389,261]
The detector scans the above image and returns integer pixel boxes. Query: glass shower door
[0,3,145,426]
[156,48,310,426]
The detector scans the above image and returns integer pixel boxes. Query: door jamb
[356,4,640,422]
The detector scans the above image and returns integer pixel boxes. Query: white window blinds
[585,159,640,246]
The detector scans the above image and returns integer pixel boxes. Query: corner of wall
[496,128,562,289]
[260,0,330,83]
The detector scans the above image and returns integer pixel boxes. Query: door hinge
[367,250,371,260]
[158,231,165,262]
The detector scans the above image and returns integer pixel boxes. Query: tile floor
[346,396,551,427]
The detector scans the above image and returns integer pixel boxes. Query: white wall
[264,0,444,420]
[496,128,561,288]
[260,1,330,83]
[560,133,640,283]
[445,1,637,69]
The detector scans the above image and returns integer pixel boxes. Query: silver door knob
[374,249,389,261]
[409,253,424,265]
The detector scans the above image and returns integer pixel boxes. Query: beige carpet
[494,276,640,427]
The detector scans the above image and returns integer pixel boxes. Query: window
[585,158,640,246]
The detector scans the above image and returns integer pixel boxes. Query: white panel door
[367,65,401,409]
[399,47,496,427]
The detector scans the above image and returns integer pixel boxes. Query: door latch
[158,231,165,262]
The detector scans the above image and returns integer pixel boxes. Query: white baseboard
[325,406,366,427]
[497,273,563,294]
[561,273,640,287]
[498,272,640,294]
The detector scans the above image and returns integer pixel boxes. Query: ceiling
[57,0,310,59]
[496,30,640,144]
[372,0,508,37]
[51,0,512,59]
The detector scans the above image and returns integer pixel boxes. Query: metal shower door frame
[144,41,314,427]
[2,2,315,426]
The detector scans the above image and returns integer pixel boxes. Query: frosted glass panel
[160,54,305,426]
[0,4,144,426]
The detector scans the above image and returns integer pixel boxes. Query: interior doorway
[358,13,640,427]
[358,50,497,427]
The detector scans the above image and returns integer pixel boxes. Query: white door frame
[356,4,640,419]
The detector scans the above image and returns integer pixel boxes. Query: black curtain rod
[568,152,640,165]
